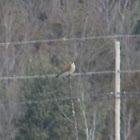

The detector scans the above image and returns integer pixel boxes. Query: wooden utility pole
[115,40,121,140]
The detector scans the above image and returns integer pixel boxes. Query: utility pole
[115,40,121,140]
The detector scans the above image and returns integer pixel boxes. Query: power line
[121,70,140,73]
[0,34,140,46]
[122,91,140,95]
[0,75,53,80]
[0,70,140,80]
[0,92,111,106]
[0,91,139,106]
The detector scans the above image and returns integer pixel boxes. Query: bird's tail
[55,72,63,78]
[55,74,60,78]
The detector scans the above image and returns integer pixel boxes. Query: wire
[121,91,140,95]
[0,91,139,106]
[0,34,140,46]
[0,92,111,106]
[0,74,54,80]
[0,70,140,80]
[121,70,140,73]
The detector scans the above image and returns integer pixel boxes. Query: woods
[0,0,140,140]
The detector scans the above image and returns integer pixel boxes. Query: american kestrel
[56,61,75,77]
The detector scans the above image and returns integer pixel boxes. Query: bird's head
[69,62,73,64]
[70,61,75,64]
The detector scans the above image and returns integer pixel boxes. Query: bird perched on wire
[56,61,75,77]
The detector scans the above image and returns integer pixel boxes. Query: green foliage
[18,77,77,139]
[0,0,140,140]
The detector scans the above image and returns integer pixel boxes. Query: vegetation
[0,0,140,140]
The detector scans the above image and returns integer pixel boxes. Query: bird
[56,61,75,77]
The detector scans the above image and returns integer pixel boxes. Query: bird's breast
[69,63,75,73]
